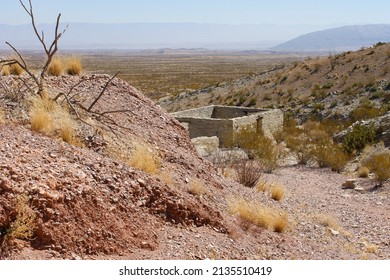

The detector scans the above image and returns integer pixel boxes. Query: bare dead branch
[5,0,68,96]
[87,72,119,111]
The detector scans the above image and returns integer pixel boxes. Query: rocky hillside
[159,43,390,125]
[1,74,389,260]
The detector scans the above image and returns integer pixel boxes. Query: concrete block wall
[172,106,214,119]
[173,105,283,149]
[258,109,284,138]
[177,117,234,147]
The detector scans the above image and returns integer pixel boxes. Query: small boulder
[342,179,359,189]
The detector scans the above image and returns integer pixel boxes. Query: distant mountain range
[0,22,328,50]
[272,24,390,52]
[1,23,389,52]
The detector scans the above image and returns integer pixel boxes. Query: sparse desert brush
[228,197,288,232]
[129,142,160,175]
[47,58,63,76]
[357,166,370,178]
[66,57,82,75]
[312,141,350,173]
[233,160,263,188]
[188,179,208,196]
[315,213,340,231]
[363,153,390,186]
[270,183,285,201]
[234,124,279,173]
[2,195,37,252]
[343,124,376,155]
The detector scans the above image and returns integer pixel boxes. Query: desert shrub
[343,124,376,155]
[47,58,63,76]
[129,142,160,175]
[363,153,390,186]
[234,124,280,173]
[233,160,262,188]
[350,104,387,122]
[1,195,37,254]
[312,141,350,172]
[285,131,314,164]
[228,197,288,232]
[66,57,82,75]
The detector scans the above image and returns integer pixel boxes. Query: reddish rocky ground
[0,75,389,259]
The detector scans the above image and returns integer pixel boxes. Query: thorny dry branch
[0,0,68,96]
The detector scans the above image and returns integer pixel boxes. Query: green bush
[343,124,376,154]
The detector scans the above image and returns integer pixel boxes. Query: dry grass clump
[228,197,288,232]
[1,65,10,76]
[29,95,56,134]
[29,95,81,145]
[66,57,82,75]
[233,160,263,188]
[9,63,24,76]
[128,142,160,175]
[255,180,269,193]
[357,166,370,178]
[315,213,340,231]
[270,184,285,201]
[47,58,63,76]
[188,179,208,196]
[365,243,379,254]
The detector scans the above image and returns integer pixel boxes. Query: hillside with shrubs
[0,1,389,260]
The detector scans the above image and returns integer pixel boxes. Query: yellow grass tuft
[188,179,208,196]
[228,197,288,232]
[47,58,63,76]
[315,213,340,231]
[357,166,370,178]
[270,183,285,201]
[9,63,24,76]
[29,95,81,145]
[29,96,55,134]
[128,142,160,175]
[66,57,82,75]
[1,65,10,76]
[255,180,269,193]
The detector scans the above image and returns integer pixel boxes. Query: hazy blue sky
[1,0,390,26]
